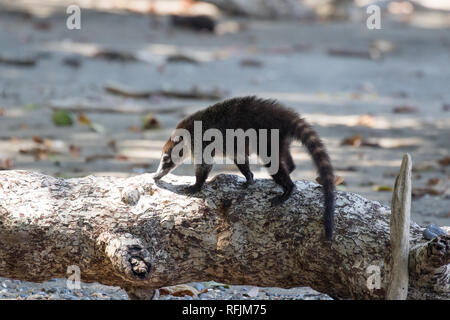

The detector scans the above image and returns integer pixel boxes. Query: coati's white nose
[153,169,168,181]
[153,161,167,181]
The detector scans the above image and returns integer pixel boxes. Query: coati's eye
[162,154,170,163]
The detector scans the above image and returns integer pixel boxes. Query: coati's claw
[185,185,201,194]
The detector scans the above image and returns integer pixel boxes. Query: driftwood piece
[0,170,449,299]
[386,154,411,300]
[104,82,224,100]
[202,0,314,19]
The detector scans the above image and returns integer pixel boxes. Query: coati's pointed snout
[153,168,166,181]
[153,153,176,181]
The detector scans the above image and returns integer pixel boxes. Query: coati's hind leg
[185,163,213,194]
[284,150,295,174]
[268,163,295,206]
[233,158,254,188]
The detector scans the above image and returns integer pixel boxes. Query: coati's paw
[269,195,287,206]
[184,185,201,194]
[241,179,255,189]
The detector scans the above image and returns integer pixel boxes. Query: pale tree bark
[202,0,356,19]
[0,170,448,299]
[202,0,316,19]
[386,154,411,299]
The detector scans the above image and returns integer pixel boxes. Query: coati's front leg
[185,163,213,194]
[233,157,254,188]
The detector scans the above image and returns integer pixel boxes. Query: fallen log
[0,170,448,299]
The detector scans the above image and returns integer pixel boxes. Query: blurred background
[0,0,449,299]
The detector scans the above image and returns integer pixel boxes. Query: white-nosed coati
[154,96,335,240]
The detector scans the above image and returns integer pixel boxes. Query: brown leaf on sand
[19,147,56,161]
[0,108,4,116]
[105,82,224,100]
[69,145,81,158]
[427,178,441,186]
[438,156,450,166]
[412,188,444,199]
[393,105,418,113]
[32,135,45,144]
[316,175,344,186]
[108,139,117,152]
[374,185,393,192]
[158,284,199,297]
[158,288,171,296]
[341,134,380,148]
[341,134,363,147]
[0,158,14,170]
[115,154,129,161]
[78,112,92,126]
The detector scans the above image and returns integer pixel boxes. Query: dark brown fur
[155,96,336,240]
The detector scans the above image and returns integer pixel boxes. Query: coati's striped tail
[294,119,335,240]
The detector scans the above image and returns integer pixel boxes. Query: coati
[154,96,336,240]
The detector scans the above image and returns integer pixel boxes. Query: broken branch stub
[387,153,412,300]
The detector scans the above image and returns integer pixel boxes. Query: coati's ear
[162,154,170,163]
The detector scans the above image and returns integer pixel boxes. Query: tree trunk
[0,170,448,299]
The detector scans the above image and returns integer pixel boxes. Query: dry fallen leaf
[316,175,345,186]
[78,112,92,126]
[438,156,450,166]
[374,185,393,192]
[427,178,441,186]
[0,158,13,170]
[32,135,45,144]
[19,147,53,161]
[393,105,418,114]
[158,284,199,297]
[341,134,380,148]
[412,188,444,198]
[115,154,129,161]
[341,134,363,147]
[69,145,81,158]
[108,139,117,152]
